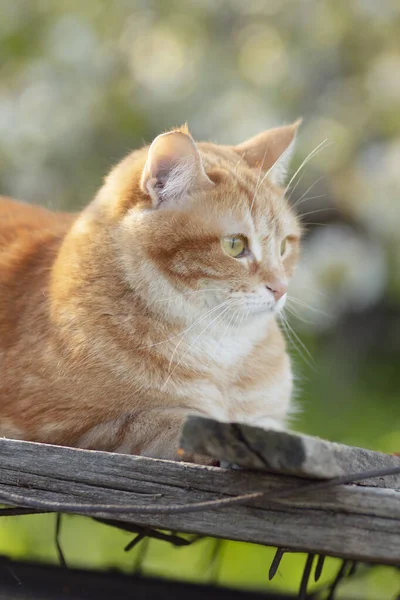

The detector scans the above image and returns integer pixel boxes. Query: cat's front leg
[120,408,218,465]
[245,415,285,431]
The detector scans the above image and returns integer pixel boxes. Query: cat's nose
[266,279,288,301]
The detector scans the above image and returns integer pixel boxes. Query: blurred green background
[0,0,399,597]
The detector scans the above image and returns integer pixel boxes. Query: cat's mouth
[232,292,287,317]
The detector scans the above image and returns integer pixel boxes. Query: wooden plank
[0,437,399,565]
[180,416,400,488]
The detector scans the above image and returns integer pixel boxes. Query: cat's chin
[243,304,277,319]
[275,293,288,313]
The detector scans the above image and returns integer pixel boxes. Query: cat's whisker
[238,308,247,329]
[179,305,236,374]
[167,299,237,369]
[137,299,233,350]
[202,305,242,369]
[283,139,330,196]
[292,176,325,208]
[279,311,299,355]
[286,170,305,204]
[278,312,299,362]
[249,146,269,214]
[162,302,238,390]
[284,304,315,325]
[287,295,328,316]
[250,141,296,213]
[302,222,329,228]
[299,207,337,219]
[295,194,326,208]
[229,310,243,355]
[289,284,327,299]
[155,289,222,304]
[231,308,242,336]
[278,311,290,337]
[205,306,242,367]
[279,312,315,370]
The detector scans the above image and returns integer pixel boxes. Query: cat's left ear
[141,126,213,209]
[235,119,302,186]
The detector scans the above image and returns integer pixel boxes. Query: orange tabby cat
[0,122,301,460]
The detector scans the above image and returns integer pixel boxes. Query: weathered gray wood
[0,437,399,565]
[180,416,400,488]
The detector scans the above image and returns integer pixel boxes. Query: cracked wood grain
[180,416,400,488]
[0,436,399,564]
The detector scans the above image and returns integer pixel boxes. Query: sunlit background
[0,0,399,597]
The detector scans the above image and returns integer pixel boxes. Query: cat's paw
[219,460,243,470]
[254,417,285,431]
[177,449,220,467]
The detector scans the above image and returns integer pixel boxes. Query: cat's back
[0,197,76,344]
[0,196,75,284]
[0,197,74,248]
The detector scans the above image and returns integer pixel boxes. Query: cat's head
[102,122,302,322]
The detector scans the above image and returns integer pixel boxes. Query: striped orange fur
[0,123,301,462]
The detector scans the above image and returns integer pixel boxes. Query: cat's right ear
[234,120,302,186]
[140,129,213,209]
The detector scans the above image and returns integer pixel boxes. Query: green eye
[222,234,247,258]
[280,238,288,256]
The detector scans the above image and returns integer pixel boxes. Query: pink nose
[266,279,288,301]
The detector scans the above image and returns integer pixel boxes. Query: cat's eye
[280,238,288,256]
[221,234,248,258]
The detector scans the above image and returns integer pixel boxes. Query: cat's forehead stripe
[201,147,264,204]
